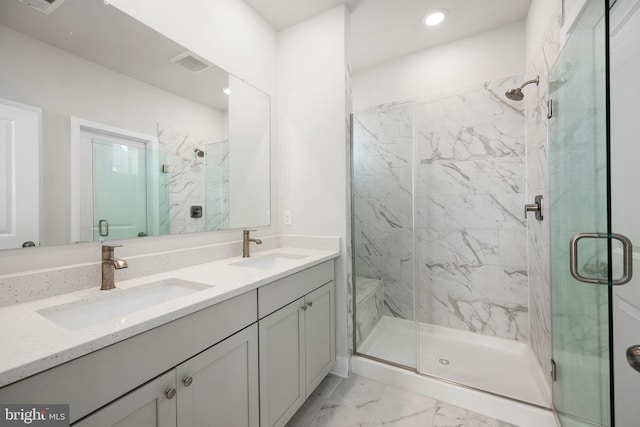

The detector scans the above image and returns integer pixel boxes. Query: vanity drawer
[0,290,257,423]
[258,261,334,319]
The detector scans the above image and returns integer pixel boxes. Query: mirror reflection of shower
[504,75,540,101]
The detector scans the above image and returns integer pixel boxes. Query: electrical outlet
[283,210,292,226]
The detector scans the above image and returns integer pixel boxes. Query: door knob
[627,346,640,373]
[164,388,176,399]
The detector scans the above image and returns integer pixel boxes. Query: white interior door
[0,99,40,250]
[610,2,640,425]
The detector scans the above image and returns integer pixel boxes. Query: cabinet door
[176,324,259,427]
[305,281,335,394]
[259,298,306,427]
[73,370,176,427]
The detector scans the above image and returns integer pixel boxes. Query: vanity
[0,1,339,425]
[0,247,338,427]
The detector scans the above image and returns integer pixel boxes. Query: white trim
[561,0,588,44]
[330,355,349,378]
[610,0,640,37]
[70,117,159,243]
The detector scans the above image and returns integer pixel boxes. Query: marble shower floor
[286,374,519,427]
[357,316,550,407]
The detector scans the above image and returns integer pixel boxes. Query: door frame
[69,117,159,243]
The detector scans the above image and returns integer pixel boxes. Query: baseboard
[330,355,349,378]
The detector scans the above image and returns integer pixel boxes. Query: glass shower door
[352,102,417,369]
[92,139,149,241]
[549,1,612,425]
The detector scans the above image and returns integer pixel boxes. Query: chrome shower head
[505,88,524,101]
[193,148,205,157]
[505,76,540,101]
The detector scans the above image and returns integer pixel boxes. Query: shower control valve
[524,195,543,221]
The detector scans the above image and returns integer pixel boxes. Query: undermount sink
[231,253,309,270]
[37,278,212,331]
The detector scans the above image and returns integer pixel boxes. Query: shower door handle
[569,232,633,285]
[98,219,109,237]
[627,346,640,373]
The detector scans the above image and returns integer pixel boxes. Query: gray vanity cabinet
[304,281,336,393]
[259,298,306,427]
[0,291,258,425]
[73,370,177,427]
[176,324,259,427]
[258,261,335,427]
[0,259,337,427]
[74,324,258,427]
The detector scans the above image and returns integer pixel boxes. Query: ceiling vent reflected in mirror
[17,0,67,15]
[170,52,212,74]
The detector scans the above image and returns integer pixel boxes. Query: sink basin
[231,253,309,270]
[37,278,212,331]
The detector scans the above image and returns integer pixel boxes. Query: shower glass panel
[93,141,169,240]
[352,102,417,369]
[92,139,148,241]
[549,1,611,425]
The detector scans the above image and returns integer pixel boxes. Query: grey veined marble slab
[287,374,519,427]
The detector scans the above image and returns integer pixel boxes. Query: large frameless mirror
[0,0,270,250]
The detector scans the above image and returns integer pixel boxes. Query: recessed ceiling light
[223,88,231,95]
[424,9,447,27]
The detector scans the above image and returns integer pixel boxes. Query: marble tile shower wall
[204,140,230,231]
[525,8,562,386]
[157,125,228,234]
[353,75,529,341]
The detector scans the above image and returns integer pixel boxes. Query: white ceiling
[243,0,532,71]
[243,0,349,31]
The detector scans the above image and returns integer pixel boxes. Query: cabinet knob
[164,388,177,399]
[183,376,193,387]
[300,305,307,311]
[307,301,313,308]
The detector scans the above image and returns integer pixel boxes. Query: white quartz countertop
[0,247,338,388]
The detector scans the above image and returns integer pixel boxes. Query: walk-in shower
[351,75,549,408]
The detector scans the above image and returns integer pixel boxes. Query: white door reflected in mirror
[0,99,40,250]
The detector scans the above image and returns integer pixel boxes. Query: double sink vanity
[0,244,338,427]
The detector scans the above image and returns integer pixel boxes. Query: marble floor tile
[308,375,387,426]
[434,402,518,427]
[369,386,438,426]
[287,374,342,427]
[290,374,520,427]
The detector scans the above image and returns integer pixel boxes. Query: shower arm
[519,77,540,89]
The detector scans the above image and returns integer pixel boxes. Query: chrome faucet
[242,230,262,258]
[101,244,128,290]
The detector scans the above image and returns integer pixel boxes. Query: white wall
[353,21,526,110]
[277,5,350,373]
[526,0,562,63]
[1,0,278,270]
